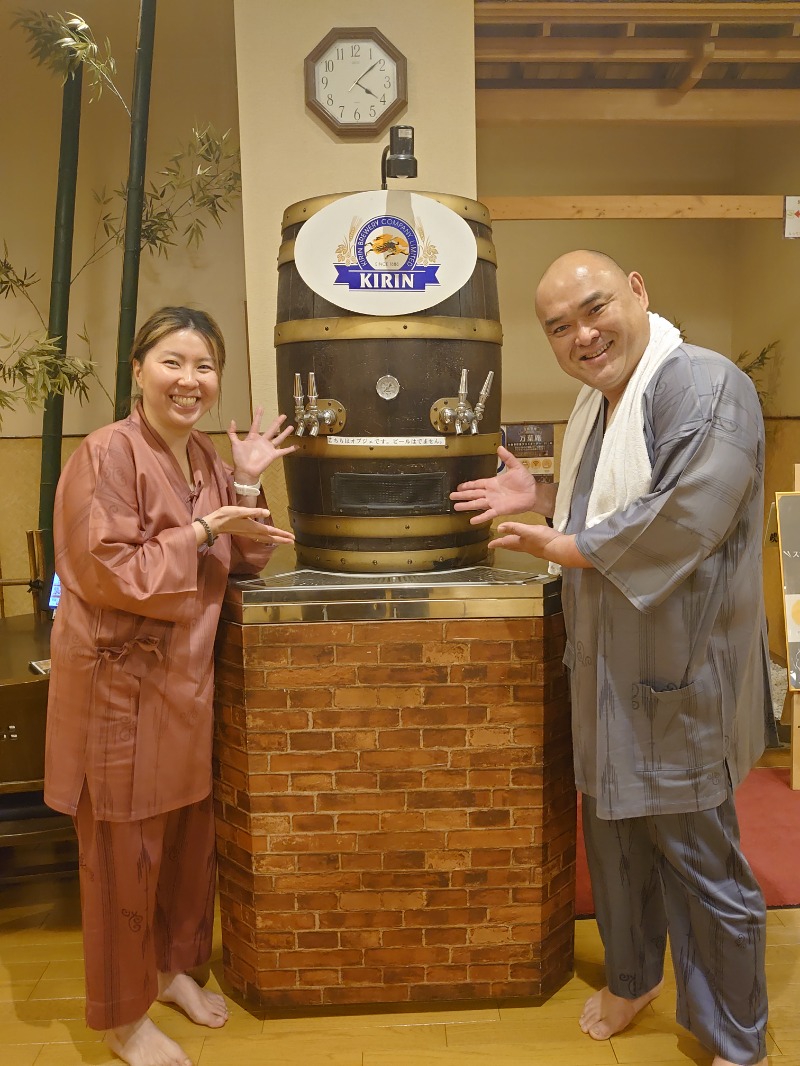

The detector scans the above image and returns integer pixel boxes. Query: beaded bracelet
[196,516,217,548]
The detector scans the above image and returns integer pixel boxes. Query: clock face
[305,27,407,135]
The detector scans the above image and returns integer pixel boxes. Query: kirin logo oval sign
[293,191,478,315]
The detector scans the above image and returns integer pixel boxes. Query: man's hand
[489,522,592,569]
[450,446,547,524]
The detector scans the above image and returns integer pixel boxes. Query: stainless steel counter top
[223,547,561,624]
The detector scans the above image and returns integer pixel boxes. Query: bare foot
[157,971,229,1028]
[106,1015,193,1066]
[579,979,664,1040]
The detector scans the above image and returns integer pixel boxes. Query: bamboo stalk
[38,65,83,588]
[114,0,157,419]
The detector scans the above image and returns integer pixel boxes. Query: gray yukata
[562,345,770,1064]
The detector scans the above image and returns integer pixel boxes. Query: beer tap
[429,368,495,435]
[293,373,306,435]
[472,371,494,434]
[292,371,347,437]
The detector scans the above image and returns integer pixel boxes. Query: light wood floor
[0,874,798,1066]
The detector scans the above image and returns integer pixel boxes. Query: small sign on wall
[784,196,800,240]
[500,422,555,482]
[776,492,800,688]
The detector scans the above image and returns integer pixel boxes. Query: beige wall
[0,0,250,439]
[4,2,800,627]
[233,0,477,526]
[1,0,249,614]
[477,124,743,421]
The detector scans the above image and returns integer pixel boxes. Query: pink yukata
[45,403,272,1027]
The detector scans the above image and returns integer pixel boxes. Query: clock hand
[348,59,381,92]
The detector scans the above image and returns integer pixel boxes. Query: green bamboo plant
[3,9,243,429]
[5,7,243,586]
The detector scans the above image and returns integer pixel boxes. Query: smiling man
[452,250,774,1066]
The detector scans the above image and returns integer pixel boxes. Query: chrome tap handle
[293,373,306,436]
[457,368,469,406]
[306,372,320,436]
[455,368,472,434]
[472,370,495,432]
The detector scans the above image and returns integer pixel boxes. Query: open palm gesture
[227,406,296,481]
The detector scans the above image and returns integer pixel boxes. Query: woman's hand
[450,446,548,524]
[195,506,295,546]
[228,407,296,482]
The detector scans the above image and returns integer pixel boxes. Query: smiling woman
[43,305,296,1066]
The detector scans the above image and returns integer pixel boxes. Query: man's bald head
[534,249,651,405]
[535,251,629,321]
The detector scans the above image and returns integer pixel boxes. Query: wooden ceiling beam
[474,2,800,27]
[481,195,783,220]
[475,38,800,65]
[476,88,800,124]
[677,40,716,93]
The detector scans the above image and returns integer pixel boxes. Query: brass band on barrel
[282,191,492,230]
[289,432,501,459]
[277,235,497,268]
[294,542,489,572]
[290,512,478,537]
[275,317,502,346]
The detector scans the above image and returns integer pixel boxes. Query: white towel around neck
[548,312,682,575]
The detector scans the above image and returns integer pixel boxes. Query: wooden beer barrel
[276,191,502,573]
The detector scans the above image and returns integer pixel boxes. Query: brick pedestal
[214,613,574,1007]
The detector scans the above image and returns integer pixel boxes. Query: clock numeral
[378,59,386,71]
[370,105,377,118]
[351,44,360,58]
[339,106,345,118]
[335,47,345,60]
[324,60,333,72]
[380,94,387,104]
[353,108,361,121]
[321,76,328,88]
[384,76,392,88]
[327,94,334,106]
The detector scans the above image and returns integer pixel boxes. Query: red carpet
[575,767,799,917]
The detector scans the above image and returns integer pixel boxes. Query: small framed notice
[776,492,800,688]
[500,422,555,482]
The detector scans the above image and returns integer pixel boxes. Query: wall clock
[304,27,408,136]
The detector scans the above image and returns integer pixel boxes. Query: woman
[44,307,295,1066]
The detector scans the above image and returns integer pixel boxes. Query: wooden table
[0,615,52,792]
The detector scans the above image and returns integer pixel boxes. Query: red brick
[378,643,424,664]
[269,666,357,687]
[288,689,333,709]
[245,688,289,710]
[270,752,358,773]
[289,772,334,791]
[316,791,403,812]
[357,665,449,685]
[354,621,444,643]
[336,644,379,664]
[378,686,423,708]
[289,732,333,752]
[376,729,422,750]
[444,619,534,640]
[421,687,469,706]
[423,641,469,664]
[289,645,336,666]
[245,646,290,666]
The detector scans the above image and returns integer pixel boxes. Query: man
[452,250,772,1066]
